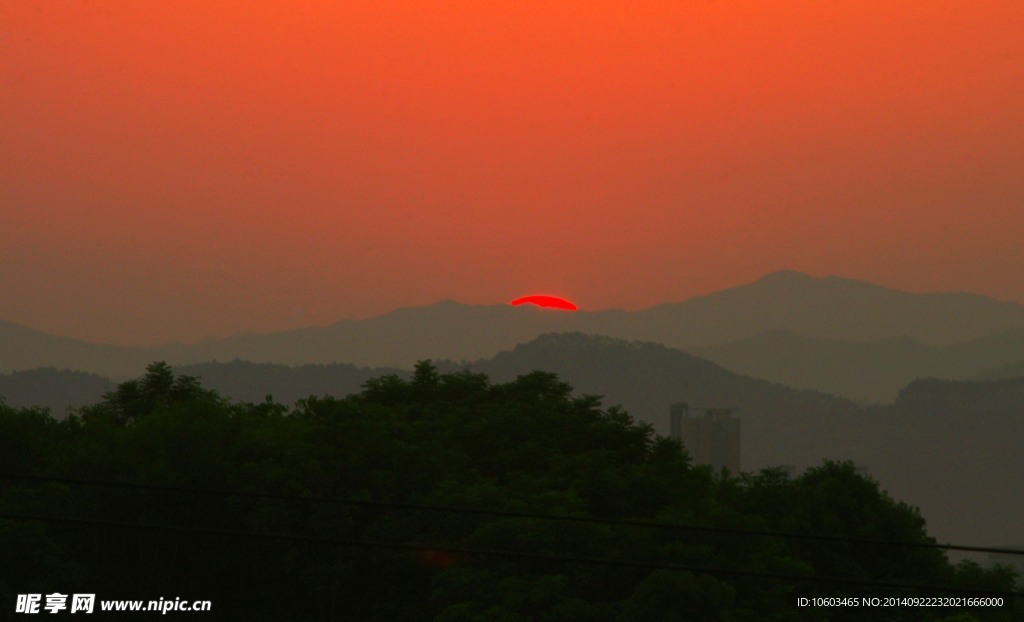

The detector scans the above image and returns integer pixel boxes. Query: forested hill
[1,363,1018,620]
[464,332,860,469]
[6,335,1024,545]
[1,333,857,469]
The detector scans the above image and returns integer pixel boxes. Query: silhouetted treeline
[5,334,1024,547]
[1,363,1019,620]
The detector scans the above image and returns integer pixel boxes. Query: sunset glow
[2,1,1022,344]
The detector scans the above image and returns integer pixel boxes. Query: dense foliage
[1,362,1019,620]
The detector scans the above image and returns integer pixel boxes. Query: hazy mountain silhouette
[824,377,1024,546]
[0,368,113,415]
[469,335,1024,544]
[166,300,579,370]
[0,320,154,378]
[4,271,1024,381]
[459,333,859,470]
[614,270,1024,347]
[693,327,1024,403]
[975,359,1024,381]
[4,332,1022,544]
[1,332,859,469]
[0,303,579,376]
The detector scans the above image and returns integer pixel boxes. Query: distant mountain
[975,359,1024,381]
[693,328,1024,403]
[162,300,581,370]
[614,270,1024,348]
[4,271,1024,376]
[0,303,581,376]
[0,319,152,378]
[0,368,113,415]
[825,377,1024,546]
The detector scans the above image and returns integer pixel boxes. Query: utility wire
[3,472,1023,558]
[2,510,1021,599]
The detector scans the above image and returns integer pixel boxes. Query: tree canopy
[1,362,1018,620]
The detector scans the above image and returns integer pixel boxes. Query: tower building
[669,403,740,472]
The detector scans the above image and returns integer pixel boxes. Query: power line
[3,472,1023,558]
[2,510,1021,599]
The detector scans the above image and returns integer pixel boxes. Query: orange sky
[2,1,1022,345]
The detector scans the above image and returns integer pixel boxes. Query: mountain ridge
[692,326,1024,403]
[4,271,1024,379]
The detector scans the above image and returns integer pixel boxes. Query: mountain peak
[756,269,813,283]
[751,270,890,294]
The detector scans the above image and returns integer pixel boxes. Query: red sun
[510,295,578,311]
